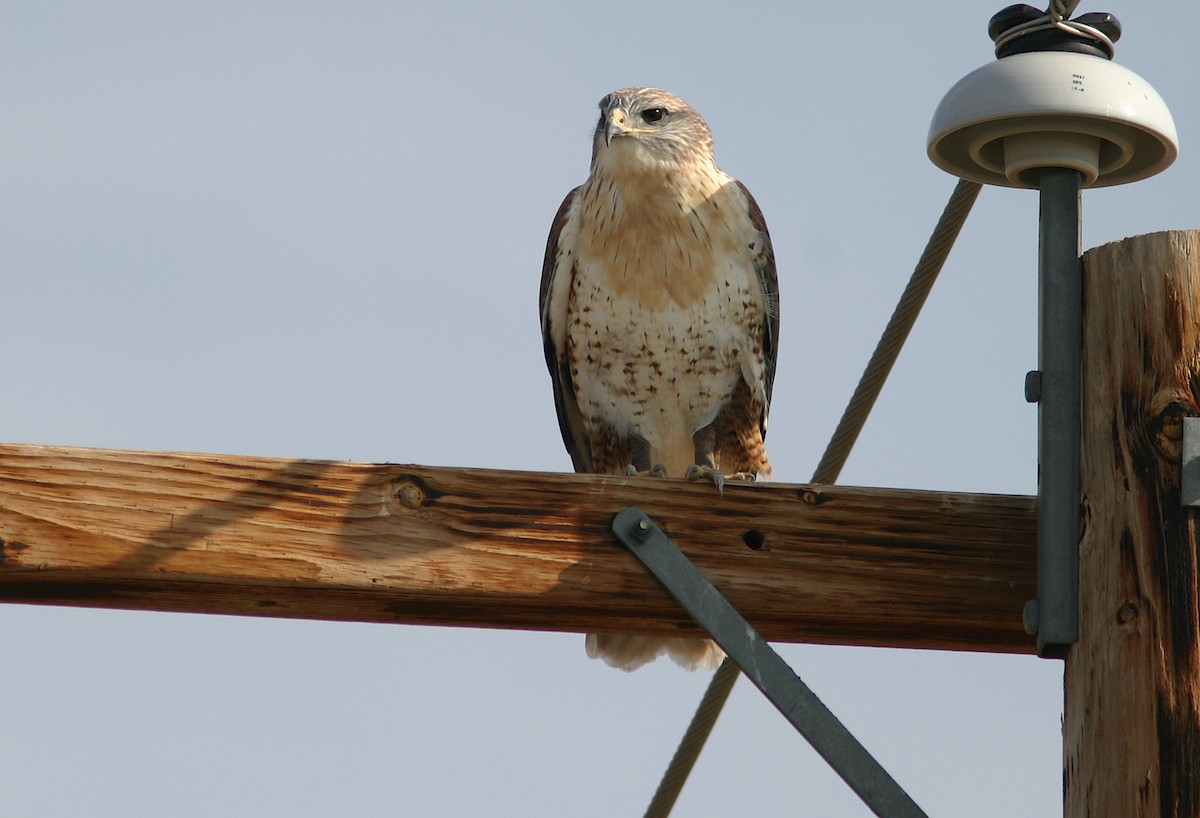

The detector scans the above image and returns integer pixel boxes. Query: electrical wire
[1055,0,1084,19]
[640,659,740,818]
[642,177,984,818]
[811,178,983,485]
[993,0,1114,59]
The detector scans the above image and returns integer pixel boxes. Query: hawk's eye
[641,108,668,123]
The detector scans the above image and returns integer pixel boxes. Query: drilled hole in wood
[742,530,766,550]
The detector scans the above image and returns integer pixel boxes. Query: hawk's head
[590,87,715,174]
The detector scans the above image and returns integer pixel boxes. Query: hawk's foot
[625,463,668,479]
[684,464,725,495]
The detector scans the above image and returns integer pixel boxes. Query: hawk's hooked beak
[604,107,639,147]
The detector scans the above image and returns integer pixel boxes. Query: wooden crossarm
[0,443,1036,653]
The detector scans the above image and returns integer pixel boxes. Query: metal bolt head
[1024,370,1042,403]
[1022,599,1040,636]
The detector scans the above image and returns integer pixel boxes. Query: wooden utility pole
[1067,230,1200,816]
[0,444,1036,653]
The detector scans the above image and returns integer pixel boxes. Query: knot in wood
[1149,400,1192,462]
[395,480,426,509]
[800,489,825,506]
[1115,601,1140,625]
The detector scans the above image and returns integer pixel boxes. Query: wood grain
[0,442,1036,652]
[1066,230,1200,817]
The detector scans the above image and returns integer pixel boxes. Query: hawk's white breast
[561,171,768,474]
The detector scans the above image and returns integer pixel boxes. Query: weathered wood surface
[1066,230,1200,817]
[0,442,1037,652]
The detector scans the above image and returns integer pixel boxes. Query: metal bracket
[1182,417,1200,506]
[1028,166,1082,658]
[611,507,930,818]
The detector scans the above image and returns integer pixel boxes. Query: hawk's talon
[626,463,669,479]
[684,464,725,495]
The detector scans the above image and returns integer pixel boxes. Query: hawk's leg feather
[622,436,667,478]
[629,435,652,473]
[686,424,726,493]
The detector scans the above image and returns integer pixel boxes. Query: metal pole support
[1023,166,1083,658]
[611,507,929,818]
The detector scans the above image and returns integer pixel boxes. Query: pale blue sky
[2,2,1195,815]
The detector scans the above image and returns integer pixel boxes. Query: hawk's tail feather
[735,424,772,479]
[585,634,725,672]
[712,383,772,479]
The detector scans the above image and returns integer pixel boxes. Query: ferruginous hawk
[539,87,779,671]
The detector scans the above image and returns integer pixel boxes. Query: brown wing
[736,180,780,416]
[709,181,779,478]
[538,186,595,473]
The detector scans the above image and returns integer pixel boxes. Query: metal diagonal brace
[612,507,930,818]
